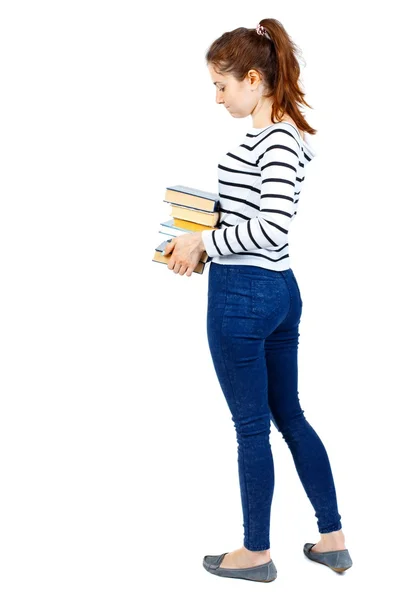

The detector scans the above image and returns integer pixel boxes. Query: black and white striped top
[201,121,317,271]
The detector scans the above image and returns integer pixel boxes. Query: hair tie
[256,23,271,40]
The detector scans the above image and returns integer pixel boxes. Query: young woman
[163,19,353,583]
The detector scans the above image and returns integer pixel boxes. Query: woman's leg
[206,262,291,553]
[265,269,343,535]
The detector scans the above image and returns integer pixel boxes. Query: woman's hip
[207,262,301,336]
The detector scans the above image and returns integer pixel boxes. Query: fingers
[162,237,196,276]
[163,238,175,255]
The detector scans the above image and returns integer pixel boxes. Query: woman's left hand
[163,232,206,276]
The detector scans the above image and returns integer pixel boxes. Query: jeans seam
[277,270,292,328]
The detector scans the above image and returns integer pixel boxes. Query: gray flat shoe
[203,552,277,582]
[303,543,353,573]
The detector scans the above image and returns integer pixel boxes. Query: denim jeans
[206,261,342,551]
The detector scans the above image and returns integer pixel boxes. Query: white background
[1,1,413,598]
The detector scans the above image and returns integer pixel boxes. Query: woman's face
[208,63,263,119]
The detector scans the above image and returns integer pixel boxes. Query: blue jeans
[206,261,342,551]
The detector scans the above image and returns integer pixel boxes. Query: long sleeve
[202,129,300,258]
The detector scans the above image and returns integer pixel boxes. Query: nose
[216,91,224,105]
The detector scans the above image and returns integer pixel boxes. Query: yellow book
[173,218,217,232]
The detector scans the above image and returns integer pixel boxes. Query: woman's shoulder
[275,116,304,141]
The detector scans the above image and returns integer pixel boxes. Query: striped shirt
[201,121,317,271]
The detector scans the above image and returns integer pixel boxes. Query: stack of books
[153,185,220,274]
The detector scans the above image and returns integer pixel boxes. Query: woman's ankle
[243,545,271,556]
[321,529,345,540]
[318,529,346,550]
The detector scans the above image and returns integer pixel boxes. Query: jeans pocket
[251,279,283,319]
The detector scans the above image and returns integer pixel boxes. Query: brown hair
[205,18,317,135]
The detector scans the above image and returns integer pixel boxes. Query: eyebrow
[213,81,224,85]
